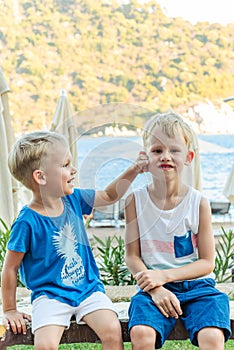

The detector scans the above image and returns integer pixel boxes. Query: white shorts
[32,292,117,333]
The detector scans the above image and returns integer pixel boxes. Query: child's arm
[1,250,31,334]
[124,193,182,319]
[124,193,148,274]
[93,153,148,207]
[135,197,215,291]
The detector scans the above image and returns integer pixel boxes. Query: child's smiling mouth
[67,177,75,184]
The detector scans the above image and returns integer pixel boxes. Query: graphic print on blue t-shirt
[53,221,85,287]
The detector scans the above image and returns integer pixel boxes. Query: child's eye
[63,162,69,167]
[171,149,179,153]
[152,149,162,153]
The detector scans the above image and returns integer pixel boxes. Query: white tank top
[134,186,213,279]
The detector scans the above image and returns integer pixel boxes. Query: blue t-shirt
[7,189,105,306]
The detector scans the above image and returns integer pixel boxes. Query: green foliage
[0,218,11,276]
[5,340,234,349]
[92,234,135,286]
[93,227,234,286]
[214,227,234,283]
[0,218,23,286]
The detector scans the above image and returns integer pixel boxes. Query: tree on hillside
[0,0,233,133]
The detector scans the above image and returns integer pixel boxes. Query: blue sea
[77,134,234,204]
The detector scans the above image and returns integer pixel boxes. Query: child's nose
[71,166,77,174]
[160,150,171,161]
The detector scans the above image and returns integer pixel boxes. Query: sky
[156,0,234,25]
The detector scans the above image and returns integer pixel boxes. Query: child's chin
[65,188,75,195]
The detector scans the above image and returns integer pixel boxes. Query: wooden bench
[1,317,233,349]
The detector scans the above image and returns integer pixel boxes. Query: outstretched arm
[1,250,31,334]
[94,152,148,207]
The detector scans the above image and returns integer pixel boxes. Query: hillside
[1,0,234,134]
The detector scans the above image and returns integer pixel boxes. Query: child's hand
[134,151,149,173]
[134,269,166,291]
[3,310,31,335]
[149,286,182,319]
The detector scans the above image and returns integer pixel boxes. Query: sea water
[77,134,234,203]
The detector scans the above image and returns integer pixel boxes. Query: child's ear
[185,150,194,165]
[32,170,46,185]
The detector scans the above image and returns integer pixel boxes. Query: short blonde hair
[143,111,193,149]
[8,131,67,189]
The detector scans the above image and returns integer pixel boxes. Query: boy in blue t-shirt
[1,130,148,350]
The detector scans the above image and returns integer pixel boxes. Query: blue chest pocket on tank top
[174,230,194,258]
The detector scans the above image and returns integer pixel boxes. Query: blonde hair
[143,111,193,149]
[8,131,67,189]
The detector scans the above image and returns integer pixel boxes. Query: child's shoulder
[11,205,36,232]
[17,204,34,220]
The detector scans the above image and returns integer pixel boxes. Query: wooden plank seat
[1,317,233,349]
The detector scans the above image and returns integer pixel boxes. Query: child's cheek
[147,159,154,173]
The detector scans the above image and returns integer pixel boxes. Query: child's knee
[130,325,156,347]
[197,327,225,349]
[108,318,122,335]
[34,339,59,350]
[34,324,64,350]
[99,318,122,343]
[110,320,122,338]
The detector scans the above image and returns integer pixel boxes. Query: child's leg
[82,309,124,350]
[34,325,65,350]
[128,291,177,349]
[197,327,225,350]
[130,325,156,350]
[175,279,231,348]
[32,296,74,350]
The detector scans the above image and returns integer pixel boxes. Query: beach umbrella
[0,67,17,226]
[50,89,79,186]
[223,96,234,102]
[223,164,234,205]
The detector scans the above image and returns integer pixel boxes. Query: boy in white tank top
[125,112,231,349]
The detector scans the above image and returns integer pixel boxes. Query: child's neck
[148,182,188,210]
[29,195,64,217]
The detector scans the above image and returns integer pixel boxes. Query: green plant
[0,217,24,286]
[0,217,11,275]
[92,235,135,286]
[84,213,93,229]
[214,227,234,283]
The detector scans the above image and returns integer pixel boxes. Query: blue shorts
[128,278,231,348]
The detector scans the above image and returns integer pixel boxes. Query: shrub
[0,218,11,277]
[214,227,234,283]
[0,218,23,286]
[92,234,135,286]
[93,227,234,286]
